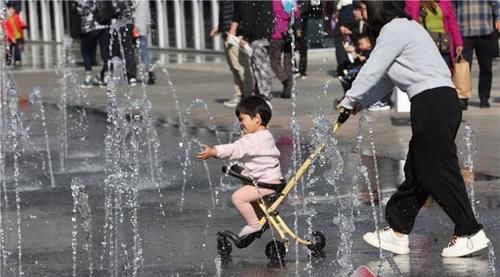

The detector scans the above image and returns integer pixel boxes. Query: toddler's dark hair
[235,96,272,126]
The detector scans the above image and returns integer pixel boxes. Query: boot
[147,71,156,85]
[281,79,292,99]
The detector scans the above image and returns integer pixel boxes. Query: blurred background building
[12,0,333,52]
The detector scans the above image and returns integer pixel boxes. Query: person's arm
[339,23,405,110]
[404,0,420,21]
[441,0,463,54]
[197,144,217,160]
[213,136,254,160]
[230,2,243,37]
[209,26,219,37]
[492,0,500,31]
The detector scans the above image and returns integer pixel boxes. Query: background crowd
[2,0,498,111]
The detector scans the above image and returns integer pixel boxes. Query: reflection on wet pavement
[1,105,498,276]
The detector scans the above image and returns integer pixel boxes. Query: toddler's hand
[197,144,216,160]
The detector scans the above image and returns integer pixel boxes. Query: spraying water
[459,124,478,217]
[71,177,93,277]
[29,88,55,188]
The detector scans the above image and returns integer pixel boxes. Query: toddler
[2,3,26,66]
[339,35,372,85]
[197,96,283,237]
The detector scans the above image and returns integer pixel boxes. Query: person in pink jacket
[197,96,283,238]
[270,0,301,99]
[405,0,463,68]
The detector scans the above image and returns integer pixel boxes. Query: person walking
[209,0,252,107]
[295,0,310,79]
[76,0,110,88]
[197,96,282,237]
[338,1,489,258]
[269,0,300,99]
[103,0,137,86]
[2,3,26,67]
[405,0,463,69]
[454,0,500,108]
[133,0,156,85]
[230,1,274,101]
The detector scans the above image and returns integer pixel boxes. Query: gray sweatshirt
[340,18,455,110]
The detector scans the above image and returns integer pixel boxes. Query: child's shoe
[441,229,490,257]
[363,227,410,255]
[238,224,263,237]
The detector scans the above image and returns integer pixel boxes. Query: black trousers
[462,33,496,102]
[111,24,137,80]
[269,39,293,83]
[81,28,110,78]
[385,87,482,236]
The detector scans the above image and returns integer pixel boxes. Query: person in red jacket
[2,3,26,66]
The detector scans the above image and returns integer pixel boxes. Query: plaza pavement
[11,46,500,177]
[4,43,500,276]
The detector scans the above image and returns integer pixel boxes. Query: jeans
[137,35,151,69]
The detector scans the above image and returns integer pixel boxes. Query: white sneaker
[441,229,490,257]
[368,101,391,112]
[223,97,240,108]
[80,75,100,88]
[363,227,410,255]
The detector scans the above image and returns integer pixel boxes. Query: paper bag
[453,55,472,99]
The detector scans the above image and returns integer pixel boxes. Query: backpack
[93,0,115,25]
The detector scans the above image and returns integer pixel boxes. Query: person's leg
[138,36,150,68]
[239,48,253,99]
[297,18,308,76]
[385,142,430,234]
[250,38,273,99]
[81,32,94,73]
[269,39,288,83]
[97,28,111,83]
[13,40,22,63]
[474,34,494,105]
[224,40,243,100]
[137,35,156,85]
[5,42,12,65]
[232,185,275,236]
[283,45,293,82]
[120,25,137,81]
[407,87,481,236]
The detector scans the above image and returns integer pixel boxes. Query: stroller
[216,108,350,262]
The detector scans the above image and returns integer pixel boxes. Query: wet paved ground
[1,43,500,276]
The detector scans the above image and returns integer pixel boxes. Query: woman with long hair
[338,1,489,257]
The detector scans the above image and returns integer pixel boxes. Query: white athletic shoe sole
[363,231,410,255]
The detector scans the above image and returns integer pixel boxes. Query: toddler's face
[358,38,372,51]
[238,113,261,134]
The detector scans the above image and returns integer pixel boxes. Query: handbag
[420,3,450,53]
[452,54,472,99]
[427,31,450,53]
